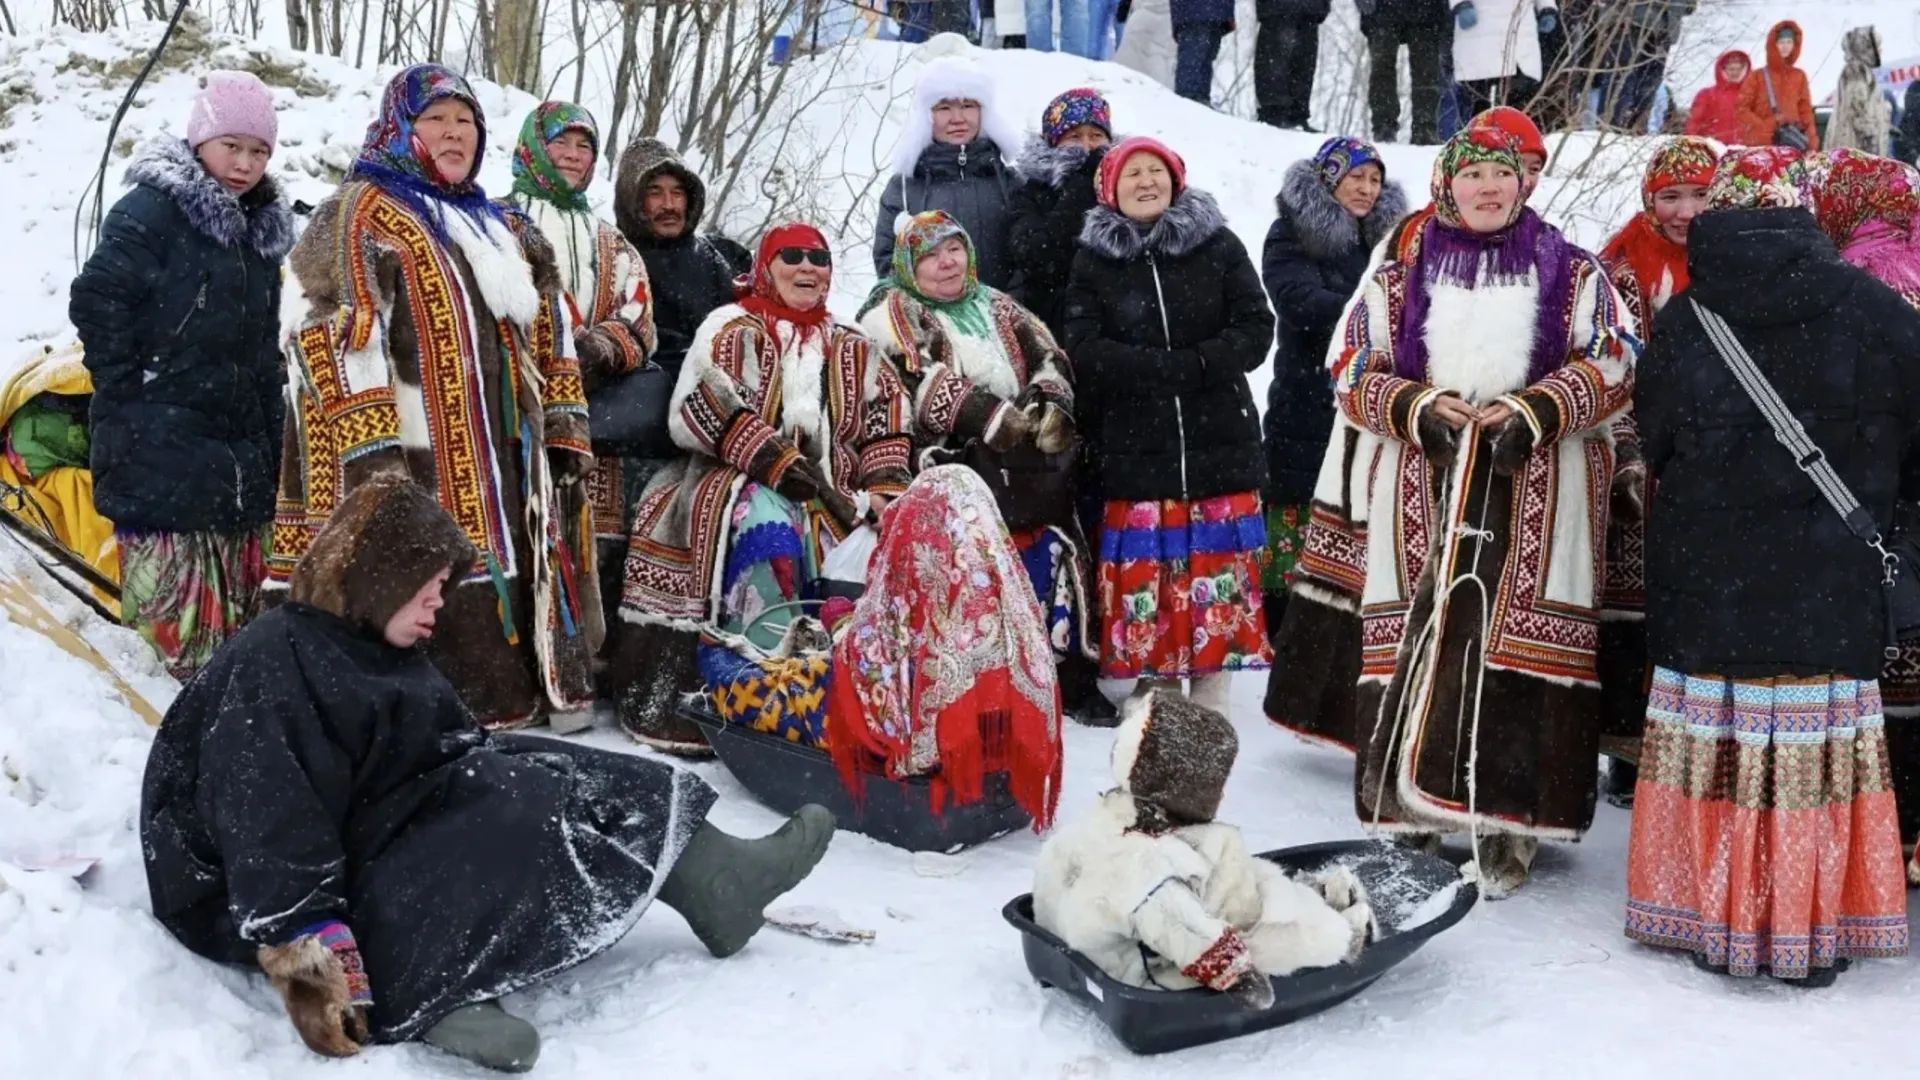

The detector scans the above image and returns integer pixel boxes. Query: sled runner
[1003,840,1477,1054]
[679,694,1032,853]
[0,345,121,617]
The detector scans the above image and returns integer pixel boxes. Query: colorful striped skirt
[1097,491,1272,680]
[1623,668,1910,978]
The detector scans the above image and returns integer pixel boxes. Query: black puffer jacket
[1006,136,1108,336]
[69,138,295,534]
[1637,208,1920,679]
[1062,189,1274,502]
[1261,160,1408,503]
[874,137,1021,289]
[613,139,751,379]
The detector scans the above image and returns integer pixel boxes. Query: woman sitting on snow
[140,476,835,1072]
[858,210,1108,724]
[1034,690,1373,1005]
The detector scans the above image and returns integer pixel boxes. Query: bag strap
[1689,299,1891,556]
[1762,69,1781,113]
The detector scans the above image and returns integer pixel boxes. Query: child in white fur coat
[1033,691,1373,1008]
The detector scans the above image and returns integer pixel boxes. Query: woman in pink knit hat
[69,70,295,681]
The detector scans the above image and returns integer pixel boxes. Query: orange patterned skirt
[1623,668,1910,978]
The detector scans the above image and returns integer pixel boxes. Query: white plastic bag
[820,524,878,585]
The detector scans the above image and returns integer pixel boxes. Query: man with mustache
[613,139,752,379]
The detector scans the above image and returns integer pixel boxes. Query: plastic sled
[679,696,1031,853]
[1002,839,1477,1055]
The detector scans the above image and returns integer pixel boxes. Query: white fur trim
[395,378,432,450]
[940,316,1021,400]
[339,332,388,399]
[525,199,600,308]
[1422,278,1539,404]
[278,282,313,353]
[1539,437,1598,610]
[1289,578,1358,614]
[890,54,1026,177]
[444,211,542,327]
[1110,693,1152,791]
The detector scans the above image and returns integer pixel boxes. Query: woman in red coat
[1684,49,1749,145]
[1737,21,1818,150]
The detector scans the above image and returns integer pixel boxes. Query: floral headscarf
[349,63,504,239]
[890,210,991,339]
[1809,147,1920,250]
[1040,88,1111,147]
[1641,137,1720,217]
[1313,136,1385,192]
[1431,125,1527,230]
[510,101,598,212]
[1599,137,1722,317]
[1705,146,1812,211]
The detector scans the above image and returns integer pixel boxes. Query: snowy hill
[6,11,1920,1080]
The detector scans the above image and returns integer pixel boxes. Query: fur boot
[256,935,370,1058]
[1473,833,1540,900]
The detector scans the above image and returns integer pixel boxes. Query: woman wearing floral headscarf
[1624,146,1919,984]
[1336,126,1638,898]
[276,64,596,731]
[503,101,660,715]
[613,223,913,754]
[858,210,1109,722]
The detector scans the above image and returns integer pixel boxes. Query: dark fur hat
[1112,689,1239,831]
[288,476,477,636]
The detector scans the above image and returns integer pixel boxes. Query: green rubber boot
[422,1000,540,1073]
[657,804,836,958]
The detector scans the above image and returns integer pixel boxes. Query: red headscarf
[1600,137,1721,319]
[1096,137,1188,210]
[1470,106,1547,161]
[738,222,833,329]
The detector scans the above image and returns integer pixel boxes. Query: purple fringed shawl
[1393,207,1577,386]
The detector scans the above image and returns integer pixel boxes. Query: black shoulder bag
[1693,299,1920,658]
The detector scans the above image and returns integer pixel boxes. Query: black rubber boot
[1604,759,1638,810]
[422,1001,540,1073]
[1058,653,1118,726]
[656,805,836,958]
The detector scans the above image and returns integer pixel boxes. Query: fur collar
[1276,159,1410,264]
[1078,188,1226,261]
[1013,135,1096,188]
[125,137,295,261]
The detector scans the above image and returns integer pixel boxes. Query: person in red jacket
[1737,20,1818,150]
[1685,49,1750,144]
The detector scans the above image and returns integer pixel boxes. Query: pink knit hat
[186,71,278,150]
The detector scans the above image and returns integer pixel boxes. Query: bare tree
[0,0,18,34]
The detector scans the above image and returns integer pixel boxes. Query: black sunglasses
[775,247,832,267]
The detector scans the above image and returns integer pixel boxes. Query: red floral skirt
[1097,492,1272,680]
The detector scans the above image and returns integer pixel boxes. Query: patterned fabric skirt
[1009,524,1094,662]
[718,482,835,651]
[1259,502,1308,594]
[1097,492,1272,680]
[1624,668,1911,978]
[116,528,266,682]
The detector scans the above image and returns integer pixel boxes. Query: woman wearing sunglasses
[609,223,915,755]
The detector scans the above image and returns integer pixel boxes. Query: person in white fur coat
[873,40,1028,289]
[1034,690,1374,1006]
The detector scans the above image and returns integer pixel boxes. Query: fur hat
[289,476,478,637]
[891,53,1026,177]
[1111,690,1238,831]
[1041,88,1112,147]
[186,71,277,150]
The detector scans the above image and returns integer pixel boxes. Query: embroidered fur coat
[275,181,596,728]
[618,304,913,630]
[1336,235,1637,841]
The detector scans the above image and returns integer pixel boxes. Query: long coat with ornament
[275,182,597,729]
[1335,215,1637,841]
[617,304,914,632]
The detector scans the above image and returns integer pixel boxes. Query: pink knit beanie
[186,71,278,150]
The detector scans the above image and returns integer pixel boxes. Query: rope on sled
[1365,421,1501,887]
[73,0,193,270]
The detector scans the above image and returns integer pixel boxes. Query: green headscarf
[890,210,993,338]
[510,101,597,212]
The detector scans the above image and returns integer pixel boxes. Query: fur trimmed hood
[125,137,295,261]
[614,137,708,243]
[1012,135,1105,189]
[289,474,477,636]
[1276,159,1410,264]
[891,55,1026,178]
[1078,188,1227,261]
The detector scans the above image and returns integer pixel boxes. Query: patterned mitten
[257,919,373,1058]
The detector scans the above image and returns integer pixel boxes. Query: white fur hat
[889,51,1028,178]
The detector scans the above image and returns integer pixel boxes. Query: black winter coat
[874,138,1021,289]
[140,602,717,1041]
[1637,208,1920,680]
[69,139,295,534]
[612,138,751,379]
[1007,137,1107,337]
[1357,0,1447,24]
[1261,160,1409,504]
[1063,190,1274,502]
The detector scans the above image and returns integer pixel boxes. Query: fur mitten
[774,456,827,505]
[549,446,595,485]
[1224,971,1276,1011]
[1488,415,1536,476]
[574,327,617,378]
[258,920,373,1058]
[1611,464,1647,523]
[1034,404,1075,455]
[1415,398,1461,468]
[985,404,1036,452]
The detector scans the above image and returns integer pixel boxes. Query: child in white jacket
[1033,691,1373,1008]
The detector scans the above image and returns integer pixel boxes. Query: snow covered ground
[6,9,1920,1079]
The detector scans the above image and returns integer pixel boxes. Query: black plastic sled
[1002,839,1477,1055]
[679,696,1032,853]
